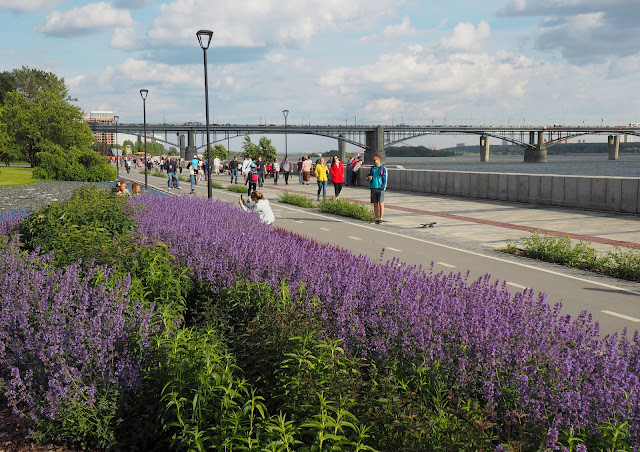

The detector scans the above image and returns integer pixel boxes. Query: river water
[386,154,640,178]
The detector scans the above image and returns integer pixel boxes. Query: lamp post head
[140,89,148,100]
[197,30,213,50]
[114,115,119,124]
[282,109,289,119]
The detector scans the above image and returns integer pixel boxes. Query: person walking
[297,157,304,184]
[213,156,221,175]
[329,156,344,198]
[187,161,196,193]
[301,156,313,185]
[367,154,387,224]
[239,190,275,225]
[242,155,252,178]
[314,157,329,201]
[245,163,259,197]
[167,157,181,190]
[272,158,280,184]
[229,156,239,184]
[281,156,292,184]
[345,156,354,186]
[351,156,362,186]
[255,156,266,188]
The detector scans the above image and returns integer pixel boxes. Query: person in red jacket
[329,156,345,199]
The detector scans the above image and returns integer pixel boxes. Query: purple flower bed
[128,194,640,441]
[0,246,157,423]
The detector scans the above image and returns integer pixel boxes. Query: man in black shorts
[367,154,388,224]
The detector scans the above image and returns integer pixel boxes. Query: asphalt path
[126,172,640,337]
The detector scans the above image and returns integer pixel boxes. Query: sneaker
[190,189,195,194]
[317,197,320,202]
[176,187,181,190]
[375,220,381,224]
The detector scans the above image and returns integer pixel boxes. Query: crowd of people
[111,152,388,223]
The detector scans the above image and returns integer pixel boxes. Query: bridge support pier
[187,130,197,160]
[365,125,384,164]
[179,135,186,159]
[608,135,620,160]
[480,135,490,162]
[524,131,548,163]
[338,135,346,162]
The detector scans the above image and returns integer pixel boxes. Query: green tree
[241,136,277,161]
[258,136,277,162]
[210,144,228,160]
[0,107,16,165]
[241,136,260,159]
[1,89,93,166]
[0,66,70,105]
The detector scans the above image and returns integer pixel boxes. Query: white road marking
[386,247,402,252]
[295,220,304,224]
[348,236,362,241]
[602,311,640,322]
[507,282,528,290]
[273,202,640,297]
[435,262,456,268]
[320,227,330,231]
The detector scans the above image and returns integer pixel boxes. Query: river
[386,154,640,177]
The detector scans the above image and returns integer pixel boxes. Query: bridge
[90,123,640,164]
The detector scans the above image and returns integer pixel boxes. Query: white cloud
[361,16,417,42]
[265,53,287,64]
[319,45,541,103]
[440,21,490,52]
[112,0,401,51]
[0,0,63,12]
[499,0,640,63]
[36,2,134,37]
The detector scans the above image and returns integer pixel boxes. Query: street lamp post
[282,109,289,159]
[114,115,119,178]
[140,89,148,189]
[196,29,214,199]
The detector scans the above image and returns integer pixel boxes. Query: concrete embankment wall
[357,168,640,214]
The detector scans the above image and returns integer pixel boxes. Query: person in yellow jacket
[314,157,329,201]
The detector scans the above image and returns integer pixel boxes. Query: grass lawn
[0,167,37,186]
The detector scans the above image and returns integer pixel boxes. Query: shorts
[370,188,385,203]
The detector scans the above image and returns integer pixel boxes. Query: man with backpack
[367,154,387,224]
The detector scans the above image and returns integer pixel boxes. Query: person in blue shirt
[367,154,387,224]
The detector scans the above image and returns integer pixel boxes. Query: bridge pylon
[524,131,548,163]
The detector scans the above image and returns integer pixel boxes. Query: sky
[2,0,640,152]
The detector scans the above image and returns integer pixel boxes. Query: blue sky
[2,0,640,151]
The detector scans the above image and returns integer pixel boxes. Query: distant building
[85,110,115,145]
[456,143,466,147]
[427,146,437,151]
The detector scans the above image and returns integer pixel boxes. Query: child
[245,163,259,197]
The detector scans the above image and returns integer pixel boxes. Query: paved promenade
[124,169,640,254]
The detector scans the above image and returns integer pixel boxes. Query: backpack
[251,172,259,182]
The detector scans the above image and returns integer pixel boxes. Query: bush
[604,247,640,281]
[19,185,136,256]
[279,191,316,208]
[504,232,640,281]
[227,183,247,193]
[318,197,375,222]
[33,143,116,182]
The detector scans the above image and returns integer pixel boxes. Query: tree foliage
[209,144,228,160]
[241,136,277,161]
[0,66,70,105]
[1,89,94,167]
